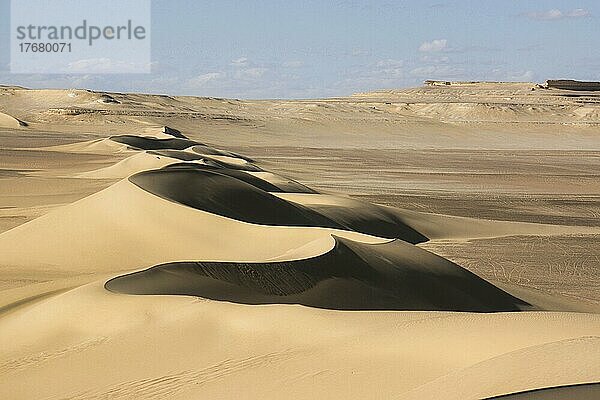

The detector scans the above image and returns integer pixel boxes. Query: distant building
[424,80,452,86]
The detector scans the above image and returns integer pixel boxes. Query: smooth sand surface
[0,111,26,128]
[1,284,599,399]
[0,82,598,399]
[75,151,199,179]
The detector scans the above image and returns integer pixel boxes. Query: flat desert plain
[0,82,599,399]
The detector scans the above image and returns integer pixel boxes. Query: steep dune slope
[129,166,428,241]
[0,178,389,274]
[106,235,528,312]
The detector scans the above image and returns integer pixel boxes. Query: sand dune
[247,171,317,193]
[130,165,427,241]
[38,137,136,154]
[189,144,255,162]
[109,135,204,151]
[161,163,315,193]
[75,151,203,179]
[0,178,389,274]
[276,192,600,240]
[0,284,598,399]
[0,82,599,399]
[199,155,263,171]
[148,148,261,170]
[0,111,27,128]
[106,235,527,312]
[402,336,600,399]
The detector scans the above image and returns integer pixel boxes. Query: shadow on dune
[147,150,203,162]
[149,149,262,171]
[160,162,316,193]
[149,147,255,163]
[109,135,203,150]
[189,145,255,162]
[109,135,256,162]
[105,236,529,312]
[161,126,188,139]
[129,165,428,242]
[484,382,600,400]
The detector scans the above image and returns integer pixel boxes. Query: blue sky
[1,0,599,98]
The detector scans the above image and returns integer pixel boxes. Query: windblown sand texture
[0,82,599,399]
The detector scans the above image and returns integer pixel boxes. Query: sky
[0,0,599,98]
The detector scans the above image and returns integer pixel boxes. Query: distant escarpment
[542,80,600,91]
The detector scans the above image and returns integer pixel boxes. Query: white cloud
[375,59,404,68]
[235,67,267,79]
[230,57,249,67]
[188,72,224,87]
[409,65,463,78]
[487,68,536,82]
[418,39,448,52]
[509,70,535,81]
[282,60,304,68]
[350,49,371,56]
[337,60,407,91]
[419,55,449,63]
[366,60,404,80]
[64,58,150,73]
[377,68,403,78]
[66,58,108,71]
[567,8,590,17]
[525,8,590,20]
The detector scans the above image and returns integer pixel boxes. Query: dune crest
[106,235,528,312]
[129,165,428,241]
[75,151,203,179]
[108,135,203,151]
[0,177,390,274]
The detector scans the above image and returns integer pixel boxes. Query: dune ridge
[161,163,316,193]
[0,81,599,400]
[109,135,204,151]
[129,165,428,241]
[106,235,528,312]
[0,177,392,274]
[75,151,201,179]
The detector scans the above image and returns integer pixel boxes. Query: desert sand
[0,82,599,399]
